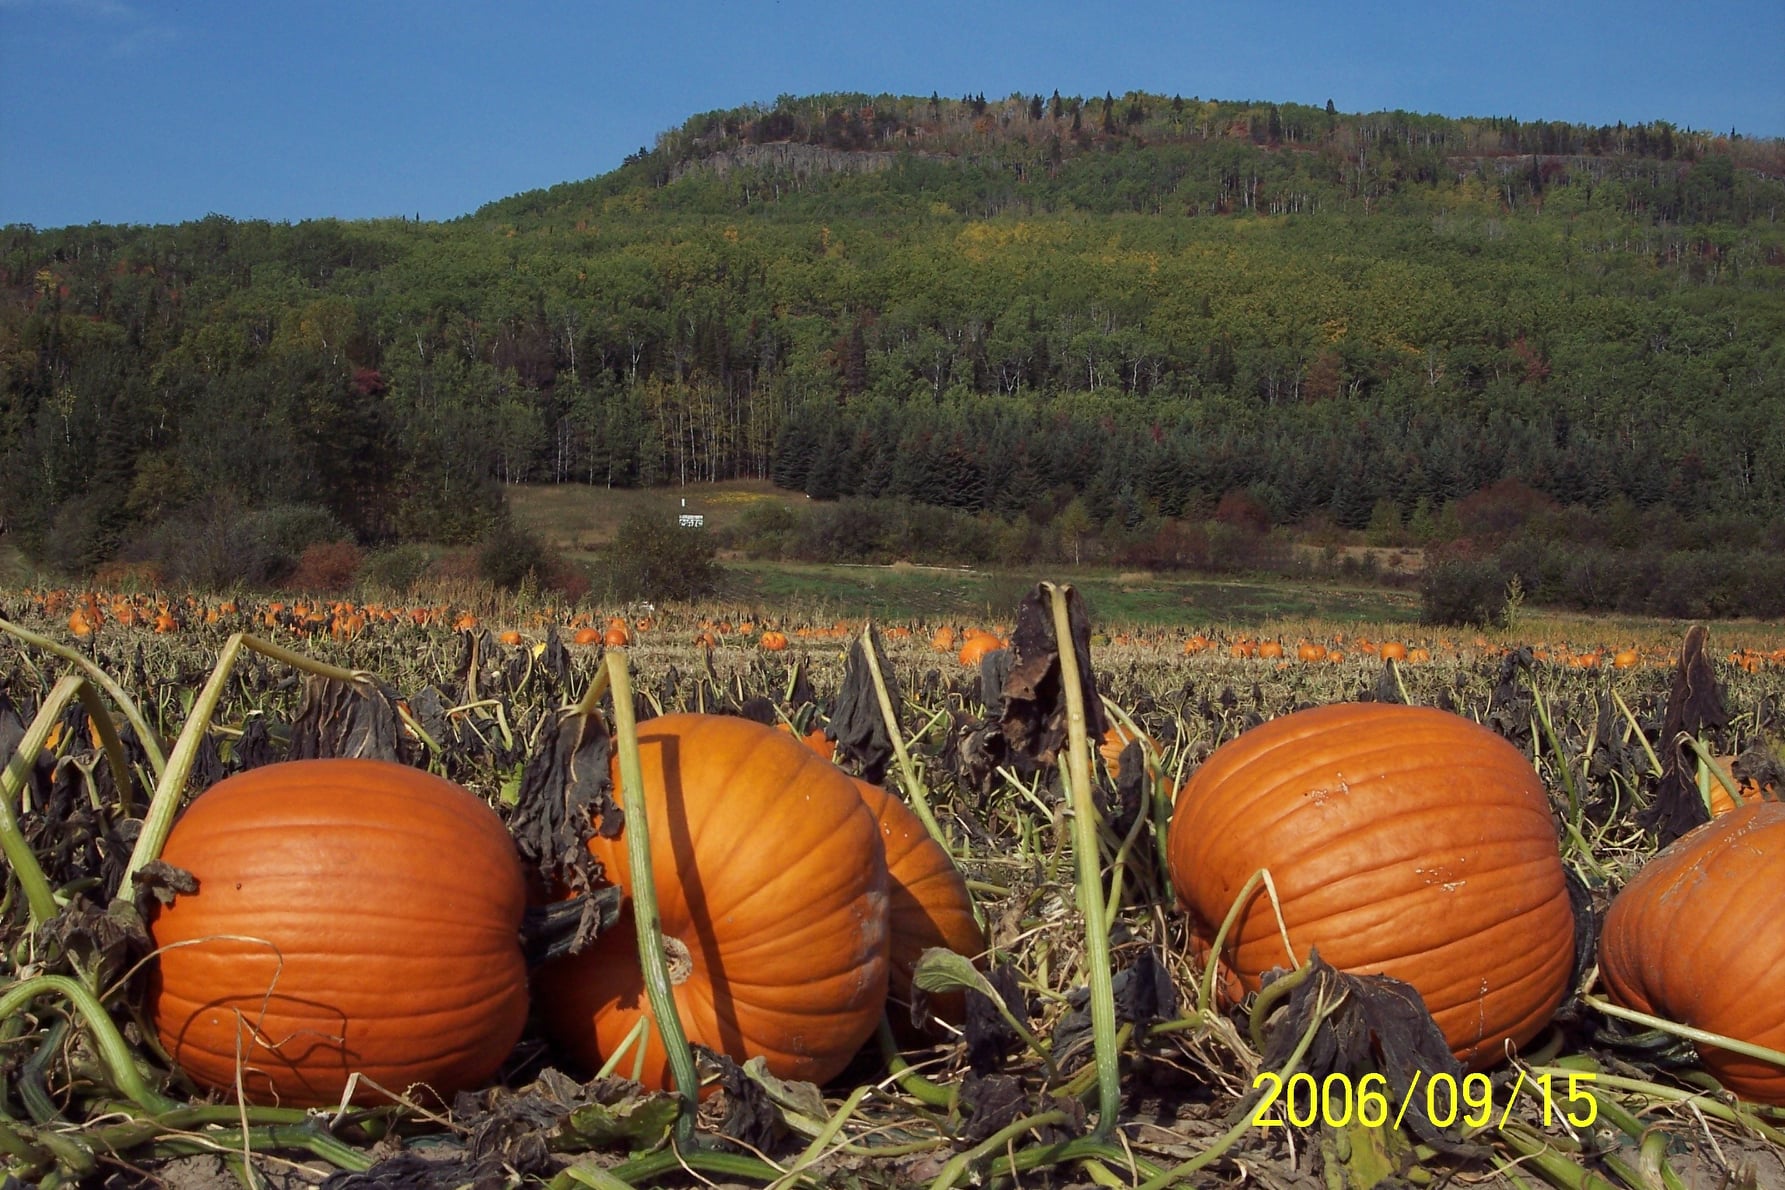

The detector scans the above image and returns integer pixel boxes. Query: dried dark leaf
[233,714,277,771]
[958,1072,1028,1144]
[711,1051,786,1153]
[286,674,411,763]
[1643,625,1728,845]
[964,963,1030,1075]
[36,895,149,990]
[508,709,616,894]
[997,585,1106,768]
[133,859,198,906]
[537,626,572,689]
[1253,951,1481,1156]
[828,627,897,783]
[1050,950,1177,1074]
[737,695,778,725]
[319,1153,499,1190]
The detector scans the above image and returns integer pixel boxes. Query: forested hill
[3,90,1784,586]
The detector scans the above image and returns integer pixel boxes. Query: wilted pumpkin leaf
[286,674,411,763]
[998,584,1106,769]
[509,707,618,902]
[1051,948,1177,1073]
[1643,624,1728,845]
[828,625,897,782]
[1253,951,1481,1156]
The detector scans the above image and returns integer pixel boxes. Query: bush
[1420,556,1507,627]
[475,520,555,592]
[608,511,720,601]
[291,540,365,593]
[359,543,434,594]
[120,499,349,590]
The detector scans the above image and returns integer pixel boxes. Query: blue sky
[3,0,1782,229]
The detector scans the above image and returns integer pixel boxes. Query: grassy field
[506,478,809,552]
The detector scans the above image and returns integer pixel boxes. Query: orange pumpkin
[1099,723,1158,783]
[147,760,529,1107]
[1599,803,1785,1103]
[759,630,789,651]
[957,632,1003,666]
[537,715,889,1091]
[603,624,631,648]
[572,626,602,646]
[1167,703,1574,1070]
[852,779,984,1034]
[1379,642,1408,662]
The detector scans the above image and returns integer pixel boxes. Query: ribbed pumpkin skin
[1599,802,1785,1103]
[852,779,984,1032]
[1167,703,1574,1070]
[148,759,529,1107]
[537,714,889,1091]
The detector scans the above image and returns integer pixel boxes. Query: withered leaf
[319,1153,500,1190]
[998,584,1106,769]
[958,1072,1029,1144]
[1642,624,1728,845]
[964,962,1031,1075]
[509,708,617,895]
[1050,950,1177,1074]
[36,894,150,989]
[233,714,277,771]
[828,626,897,783]
[1253,951,1481,1156]
[286,674,411,764]
[132,859,199,906]
[710,1050,786,1153]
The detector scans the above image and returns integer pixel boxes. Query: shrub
[1420,556,1507,627]
[608,511,720,601]
[359,544,434,594]
[475,521,554,592]
[291,541,365,593]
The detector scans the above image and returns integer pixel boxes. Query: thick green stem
[1135,987,1334,1190]
[1584,994,1785,1076]
[859,623,947,847]
[1045,582,1120,1138]
[0,617,168,778]
[605,650,701,1143]
[930,1110,1073,1190]
[118,633,246,902]
[119,634,378,903]
[1,672,83,927]
[73,679,136,816]
[877,1017,952,1108]
[0,975,180,1115]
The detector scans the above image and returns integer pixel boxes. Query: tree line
[1,91,1781,594]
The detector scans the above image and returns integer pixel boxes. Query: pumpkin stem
[1,673,86,928]
[1044,581,1121,1138]
[0,615,169,779]
[118,633,395,905]
[0,975,181,1116]
[1134,984,1341,1190]
[1195,867,1298,1021]
[603,649,701,1142]
[857,621,947,849]
[1584,994,1785,1075]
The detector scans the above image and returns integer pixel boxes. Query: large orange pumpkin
[148,760,529,1107]
[1599,802,1785,1103]
[851,779,984,1034]
[1167,703,1574,1070]
[537,714,889,1091]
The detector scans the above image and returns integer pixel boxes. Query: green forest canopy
[3,89,1782,584]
